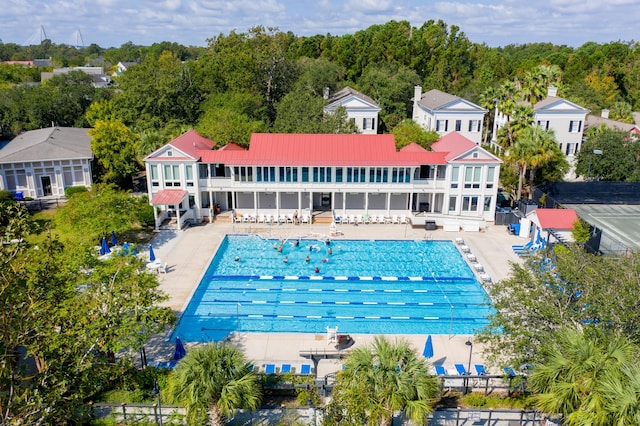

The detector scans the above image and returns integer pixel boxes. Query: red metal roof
[200,134,447,166]
[431,132,478,161]
[169,129,215,159]
[532,208,578,229]
[150,189,187,205]
[399,142,428,152]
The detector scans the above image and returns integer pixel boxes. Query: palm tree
[478,86,499,145]
[508,134,536,201]
[326,336,440,426]
[168,342,262,426]
[519,126,561,196]
[496,80,520,147]
[530,327,640,425]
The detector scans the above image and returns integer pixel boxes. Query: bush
[462,392,488,408]
[136,196,155,227]
[65,186,88,198]
[0,190,12,201]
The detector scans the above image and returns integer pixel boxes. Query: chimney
[601,109,610,119]
[547,86,558,97]
[414,85,422,104]
[323,87,330,100]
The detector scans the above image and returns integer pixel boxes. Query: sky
[2,0,638,49]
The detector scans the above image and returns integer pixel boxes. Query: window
[301,167,309,182]
[198,164,209,179]
[233,166,252,182]
[565,143,577,156]
[346,167,366,183]
[468,120,481,132]
[164,164,181,186]
[484,196,492,212]
[448,196,457,212]
[363,117,375,130]
[462,196,479,212]
[279,167,297,182]
[436,120,448,132]
[392,167,410,183]
[335,167,343,183]
[486,167,495,189]
[537,120,549,130]
[569,120,582,133]
[185,165,194,187]
[313,167,331,183]
[455,120,462,131]
[256,166,276,182]
[464,166,481,189]
[368,167,388,183]
[451,166,459,188]
[150,165,159,187]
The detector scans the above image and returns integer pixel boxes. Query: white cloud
[0,0,637,48]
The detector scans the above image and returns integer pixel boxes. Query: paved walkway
[147,220,525,376]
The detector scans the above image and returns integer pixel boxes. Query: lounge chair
[348,215,356,224]
[158,262,168,274]
[301,215,309,224]
[460,245,471,253]
[475,364,488,375]
[455,237,465,245]
[363,214,371,224]
[300,364,312,375]
[512,240,533,251]
[480,273,492,283]
[392,215,399,224]
[435,365,446,376]
[467,253,477,262]
[264,363,276,374]
[472,263,484,272]
[257,214,265,223]
[280,363,292,373]
[503,366,516,377]
[454,364,469,375]
[286,214,294,223]
[400,215,408,224]
[356,214,363,224]
[334,215,342,224]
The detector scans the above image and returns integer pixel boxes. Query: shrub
[462,392,488,407]
[0,190,12,201]
[65,186,88,198]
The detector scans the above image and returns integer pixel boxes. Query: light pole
[587,149,603,181]
[465,339,473,394]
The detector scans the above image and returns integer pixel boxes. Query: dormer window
[472,152,479,158]
[167,150,173,157]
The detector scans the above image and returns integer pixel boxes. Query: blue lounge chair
[300,364,311,375]
[512,240,533,251]
[504,366,516,377]
[435,365,446,376]
[264,363,276,374]
[454,363,468,375]
[281,363,291,373]
[475,364,488,375]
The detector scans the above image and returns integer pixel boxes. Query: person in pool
[305,255,310,262]
[283,256,289,263]
[315,266,320,273]
[327,247,332,255]
[235,256,240,262]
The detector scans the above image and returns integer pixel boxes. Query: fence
[90,402,186,424]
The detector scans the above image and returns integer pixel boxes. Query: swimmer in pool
[284,256,289,263]
[328,247,332,255]
[315,266,320,273]
[305,255,310,262]
[235,256,240,262]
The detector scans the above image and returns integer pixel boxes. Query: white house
[412,86,487,144]
[324,87,381,134]
[493,87,590,157]
[0,127,93,199]
[144,130,501,230]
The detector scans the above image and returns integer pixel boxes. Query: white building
[324,87,381,134]
[412,86,487,144]
[144,130,501,230]
[0,127,93,199]
[493,87,590,157]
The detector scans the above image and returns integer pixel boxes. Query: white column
[153,203,159,231]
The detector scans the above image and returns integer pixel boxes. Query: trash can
[14,191,24,201]
[424,221,437,230]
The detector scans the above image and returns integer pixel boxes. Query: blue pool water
[173,235,494,342]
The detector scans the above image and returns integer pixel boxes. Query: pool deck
[146,220,525,376]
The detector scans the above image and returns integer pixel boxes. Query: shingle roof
[327,86,379,107]
[586,114,639,133]
[416,89,460,110]
[0,127,92,163]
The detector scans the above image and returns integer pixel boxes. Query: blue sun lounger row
[263,363,313,374]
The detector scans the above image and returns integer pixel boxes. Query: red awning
[150,189,187,205]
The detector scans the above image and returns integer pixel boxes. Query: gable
[145,144,197,161]
[438,98,486,113]
[535,97,589,113]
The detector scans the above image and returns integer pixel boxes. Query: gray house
[0,127,93,199]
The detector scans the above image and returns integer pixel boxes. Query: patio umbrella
[100,237,111,255]
[111,230,118,247]
[149,244,156,262]
[423,335,434,358]
[173,337,186,361]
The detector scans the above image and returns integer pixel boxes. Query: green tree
[273,90,357,134]
[522,126,565,196]
[530,327,640,425]
[575,128,640,181]
[167,342,261,425]
[391,119,439,149]
[325,336,439,426]
[89,119,141,186]
[53,185,153,244]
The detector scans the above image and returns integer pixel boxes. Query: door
[41,176,52,196]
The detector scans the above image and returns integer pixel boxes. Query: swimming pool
[173,235,494,342]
